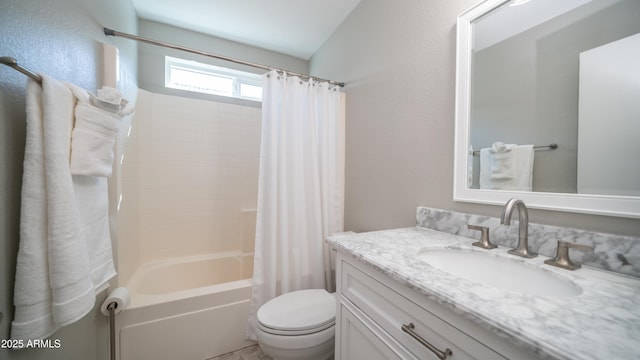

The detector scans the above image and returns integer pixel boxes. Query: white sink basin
[417,248,582,298]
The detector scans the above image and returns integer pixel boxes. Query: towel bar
[472,143,557,156]
[0,56,43,84]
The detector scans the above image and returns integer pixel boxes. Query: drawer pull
[401,322,453,360]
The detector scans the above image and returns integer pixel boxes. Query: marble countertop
[327,227,640,360]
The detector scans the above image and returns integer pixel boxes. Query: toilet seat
[257,289,335,336]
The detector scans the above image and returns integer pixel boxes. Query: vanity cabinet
[335,252,538,360]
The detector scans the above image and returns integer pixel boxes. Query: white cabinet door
[335,305,402,360]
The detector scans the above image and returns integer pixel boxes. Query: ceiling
[131,0,362,60]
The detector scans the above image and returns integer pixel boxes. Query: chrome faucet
[500,199,537,258]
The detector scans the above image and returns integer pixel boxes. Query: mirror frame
[453,0,640,218]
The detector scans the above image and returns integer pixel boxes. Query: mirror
[454,0,640,218]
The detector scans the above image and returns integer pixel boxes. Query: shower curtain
[247,70,345,340]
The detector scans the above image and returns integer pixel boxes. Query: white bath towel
[12,79,59,340]
[67,83,117,291]
[12,76,116,341]
[479,142,534,191]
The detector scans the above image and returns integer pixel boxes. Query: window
[165,56,262,101]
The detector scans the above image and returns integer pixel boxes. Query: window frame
[165,56,262,101]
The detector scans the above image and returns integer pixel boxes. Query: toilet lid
[257,289,335,332]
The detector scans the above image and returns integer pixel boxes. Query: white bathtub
[117,252,255,360]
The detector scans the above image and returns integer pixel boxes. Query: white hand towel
[489,142,515,180]
[479,147,492,189]
[91,86,134,116]
[68,85,133,177]
[479,143,534,191]
[69,103,121,177]
[511,144,534,191]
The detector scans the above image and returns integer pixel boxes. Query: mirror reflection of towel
[480,142,534,191]
[468,146,474,188]
[489,142,515,180]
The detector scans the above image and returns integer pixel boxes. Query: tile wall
[118,90,261,284]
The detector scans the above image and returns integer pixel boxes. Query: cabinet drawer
[341,260,506,360]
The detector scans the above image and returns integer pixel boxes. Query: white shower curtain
[247,70,345,340]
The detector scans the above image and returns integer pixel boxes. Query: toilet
[256,289,336,360]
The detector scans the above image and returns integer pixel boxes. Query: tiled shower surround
[417,207,640,277]
[118,90,260,284]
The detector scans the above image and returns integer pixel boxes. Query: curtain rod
[1,56,43,84]
[103,27,345,87]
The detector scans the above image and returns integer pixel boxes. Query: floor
[208,345,273,360]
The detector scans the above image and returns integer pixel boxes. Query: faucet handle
[563,241,593,252]
[544,240,594,270]
[467,224,497,249]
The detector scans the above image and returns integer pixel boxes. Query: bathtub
[117,252,255,360]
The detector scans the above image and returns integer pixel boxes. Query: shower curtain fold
[246,71,345,340]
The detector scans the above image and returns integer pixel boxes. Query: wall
[310,0,640,236]
[118,90,261,285]
[0,1,137,359]
[577,33,640,197]
[137,19,308,105]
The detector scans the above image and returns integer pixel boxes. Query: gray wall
[0,1,137,359]
[310,0,640,236]
[137,19,308,106]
